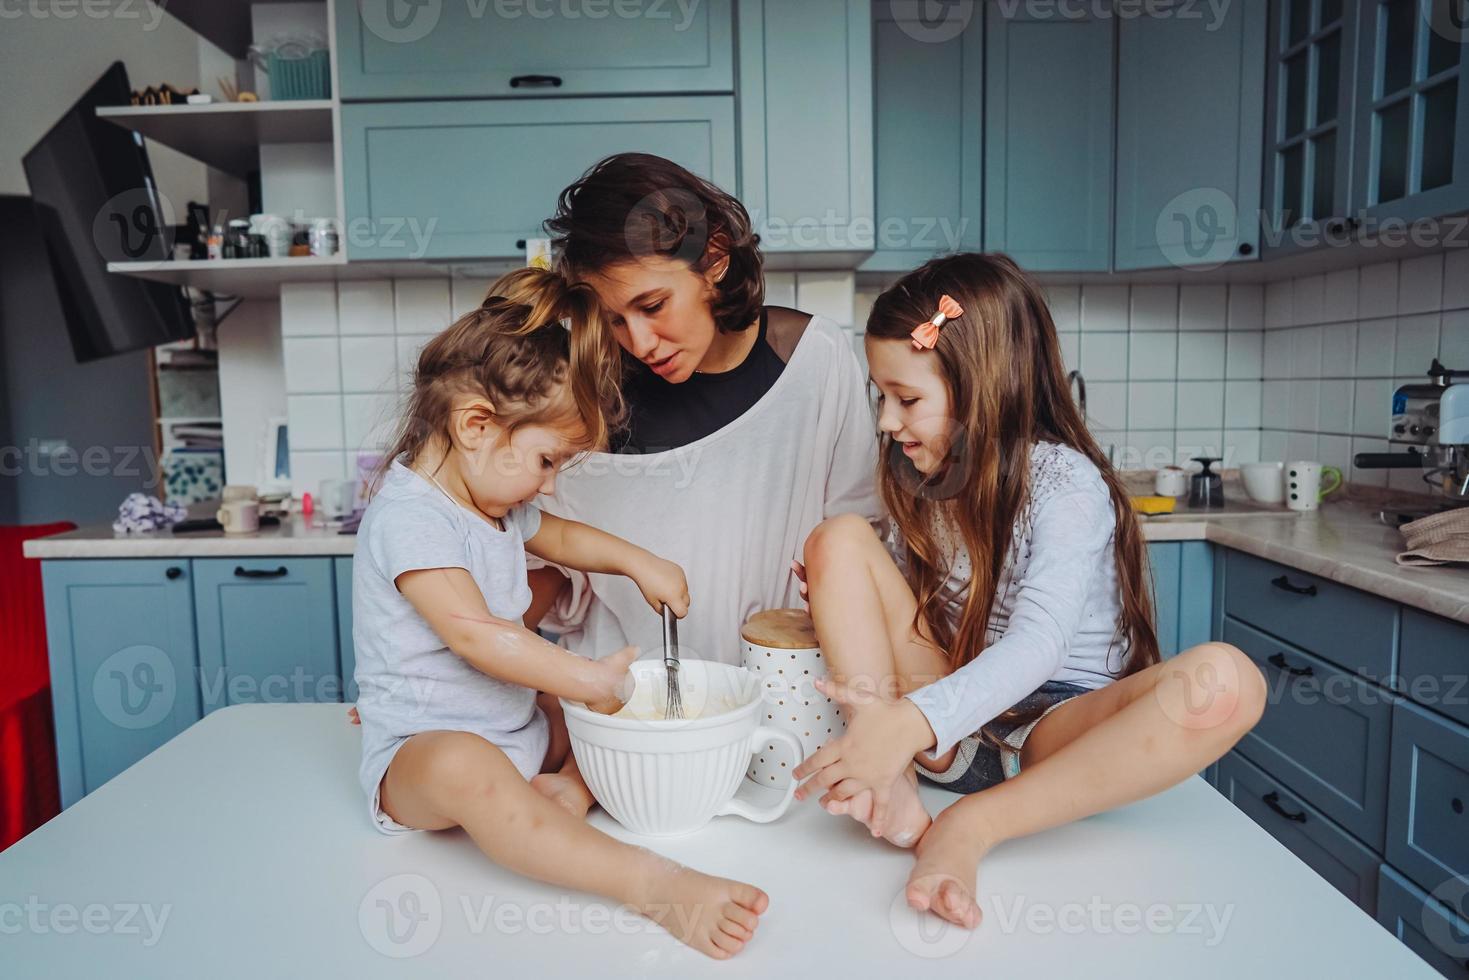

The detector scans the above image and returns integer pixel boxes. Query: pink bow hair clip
[910,295,964,350]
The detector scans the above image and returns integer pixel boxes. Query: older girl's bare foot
[639,867,768,959]
[822,767,931,848]
[904,806,990,930]
[530,772,595,819]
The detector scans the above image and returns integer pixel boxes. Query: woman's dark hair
[545,152,765,334]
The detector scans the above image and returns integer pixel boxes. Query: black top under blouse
[613,307,793,454]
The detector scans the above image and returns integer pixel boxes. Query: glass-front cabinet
[1351,0,1469,223]
[1263,0,1359,242]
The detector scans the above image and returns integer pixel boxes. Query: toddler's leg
[906,642,1266,929]
[532,693,596,818]
[801,515,953,845]
[380,731,767,959]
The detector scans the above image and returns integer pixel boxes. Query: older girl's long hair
[868,253,1158,703]
[378,267,625,483]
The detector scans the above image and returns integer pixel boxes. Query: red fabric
[0,522,75,850]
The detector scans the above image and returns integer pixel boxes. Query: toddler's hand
[585,644,639,715]
[632,554,690,618]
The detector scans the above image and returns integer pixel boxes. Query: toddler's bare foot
[530,772,595,819]
[904,805,991,930]
[638,865,768,959]
[822,767,931,848]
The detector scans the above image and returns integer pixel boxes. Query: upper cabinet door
[1350,0,1469,223]
[863,0,983,273]
[738,0,874,257]
[336,0,734,100]
[341,96,736,260]
[983,2,1115,271]
[1115,0,1268,271]
[1262,0,1360,250]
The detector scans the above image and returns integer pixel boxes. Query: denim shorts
[916,680,1093,794]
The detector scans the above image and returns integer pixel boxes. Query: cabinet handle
[509,74,562,88]
[165,566,183,580]
[1262,791,1307,823]
[1270,574,1317,596]
[1453,797,1464,815]
[1267,652,1314,677]
[234,565,288,579]
[1237,242,1254,256]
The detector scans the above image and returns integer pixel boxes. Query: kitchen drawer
[1402,610,1469,728]
[1377,864,1469,980]
[1217,752,1379,914]
[341,97,737,260]
[192,558,341,713]
[1222,549,1398,680]
[1226,615,1393,849]
[1388,701,1469,900]
[336,0,733,100]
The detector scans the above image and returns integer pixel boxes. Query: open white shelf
[108,256,521,297]
[97,101,334,177]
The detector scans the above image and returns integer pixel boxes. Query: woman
[526,152,879,666]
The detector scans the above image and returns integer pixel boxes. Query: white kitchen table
[0,704,1434,978]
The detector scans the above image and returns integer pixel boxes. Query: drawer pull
[1262,791,1307,823]
[1267,652,1314,677]
[165,566,183,580]
[234,565,288,579]
[1271,574,1318,597]
[509,74,563,88]
[1454,797,1464,815]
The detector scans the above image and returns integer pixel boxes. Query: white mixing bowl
[561,660,804,837]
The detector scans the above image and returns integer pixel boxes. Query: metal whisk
[661,604,683,720]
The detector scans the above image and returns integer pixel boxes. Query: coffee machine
[1354,359,1469,517]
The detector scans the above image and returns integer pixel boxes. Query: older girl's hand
[630,553,690,618]
[792,676,937,836]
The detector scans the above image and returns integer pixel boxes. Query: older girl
[791,253,1266,930]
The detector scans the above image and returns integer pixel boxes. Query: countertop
[25,496,1469,624]
[0,703,1435,979]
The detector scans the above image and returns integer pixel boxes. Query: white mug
[217,499,260,534]
[741,608,846,790]
[318,478,359,519]
[562,660,804,837]
[1285,461,1343,511]
[1154,466,1188,497]
[1240,461,1285,504]
[221,484,258,503]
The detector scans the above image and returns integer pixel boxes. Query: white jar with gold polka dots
[740,608,846,790]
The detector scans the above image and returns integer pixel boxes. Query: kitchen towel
[1397,508,1469,566]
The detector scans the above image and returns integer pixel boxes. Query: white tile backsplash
[1130,285,1178,332]
[1225,331,1263,378]
[338,281,395,335]
[1394,313,1440,376]
[1444,249,1469,311]
[339,335,397,393]
[1224,380,1262,428]
[1322,268,1359,323]
[451,278,494,318]
[1175,381,1224,429]
[1355,318,1397,377]
[280,283,337,336]
[1178,332,1226,380]
[286,394,345,451]
[1265,280,1293,329]
[1081,285,1129,332]
[1398,254,1443,314]
[1293,275,1325,326]
[1178,285,1226,332]
[1442,310,1469,367]
[343,391,402,454]
[1047,285,1081,331]
[1320,321,1357,377]
[1127,381,1176,430]
[1127,332,1176,380]
[795,272,856,325]
[1358,261,1399,319]
[1227,283,1264,331]
[1263,330,1291,379]
[395,280,452,335]
[1080,333,1129,381]
[1289,326,1323,379]
[282,337,340,394]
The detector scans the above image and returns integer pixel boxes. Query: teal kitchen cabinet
[1349,0,1469,225]
[336,0,733,100]
[41,560,202,808]
[983,1,1114,271]
[1386,701,1469,904]
[340,96,736,260]
[738,0,873,257]
[1261,0,1361,248]
[1148,541,1215,658]
[336,557,357,703]
[1376,865,1469,980]
[192,558,341,713]
[1114,0,1268,270]
[862,0,983,273]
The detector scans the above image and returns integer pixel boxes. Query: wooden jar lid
[740,608,818,649]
